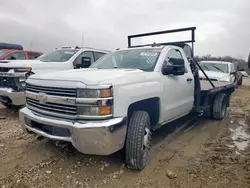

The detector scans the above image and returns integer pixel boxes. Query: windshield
[0,50,6,57]
[90,49,161,71]
[199,62,228,73]
[37,49,78,62]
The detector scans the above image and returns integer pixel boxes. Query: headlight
[15,67,32,72]
[77,106,112,116]
[77,88,112,98]
[14,75,29,90]
[76,87,113,117]
[19,76,26,83]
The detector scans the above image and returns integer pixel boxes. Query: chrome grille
[0,77,17,89]
[27,98,77,116]
[0,67,11,72]
[26,83,76,97]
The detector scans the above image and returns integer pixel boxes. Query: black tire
[238,77,243,86]
[1,103,22,110]
[125,111,151,170]
[212,93,228,120]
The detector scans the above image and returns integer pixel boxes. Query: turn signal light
[99,106,112,115]
[100,89,112,98]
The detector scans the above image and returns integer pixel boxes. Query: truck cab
[0,47,109,108]
[0,49,42,60]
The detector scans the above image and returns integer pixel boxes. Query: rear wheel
[238,77,243,86]
[125,111,151,170]
[212,93,228,120]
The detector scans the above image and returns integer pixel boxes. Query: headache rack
[128,27,196,56]
[127,26,216,89]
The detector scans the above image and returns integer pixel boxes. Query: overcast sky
[0,0,249,59]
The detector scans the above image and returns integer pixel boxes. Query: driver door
[161,48,194,122]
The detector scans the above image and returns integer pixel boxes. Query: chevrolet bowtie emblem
[38,92,48,103]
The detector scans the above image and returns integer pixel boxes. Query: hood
[198,70,229,80]
[29,68,152,85]
[0,60,11,64]
[0,60,42,68]
[0,60,71,74]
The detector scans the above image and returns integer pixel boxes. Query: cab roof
[56,46,110,53]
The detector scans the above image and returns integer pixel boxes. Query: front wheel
[238,77,243,86]
[125,111,151,170]
[0,102,22,110]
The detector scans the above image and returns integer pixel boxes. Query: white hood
[198,70,230,81]
[29,68,157,85]
[0,60,71,73]
[0,60,42,67]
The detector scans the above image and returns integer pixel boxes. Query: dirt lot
[1,79,250,188]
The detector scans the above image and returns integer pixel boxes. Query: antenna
[29,42,32,51]
[81,33,84,47]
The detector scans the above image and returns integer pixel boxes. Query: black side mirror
[81,56,91,68]
[9,56,16,60]
[162,58,185,76]
[76,57,91,68]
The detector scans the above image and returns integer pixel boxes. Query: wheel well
[127,97,160,128]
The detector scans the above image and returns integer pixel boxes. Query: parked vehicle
[239,70,248,77]
[19,27,236,171]
[0,49,43,60]
[0,47,109,108]
[0,42,23,50]
[198,61,236,83]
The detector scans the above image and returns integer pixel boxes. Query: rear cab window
[4,52,26,60]
[36,49,78,62]
[93,51,107,61]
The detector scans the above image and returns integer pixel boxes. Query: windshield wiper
[212,65,224,73]
[202,64,209,70]
[39,59,51,62]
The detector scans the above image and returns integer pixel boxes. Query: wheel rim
[142,127,151,163]
[221,103,227,117]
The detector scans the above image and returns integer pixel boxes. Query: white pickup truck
[19,27,236,170]
[0,47,109,108]
[198,60,236,83]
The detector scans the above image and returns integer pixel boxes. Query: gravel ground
[0,79,250,188]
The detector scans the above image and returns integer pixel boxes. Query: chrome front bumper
[0,87,25,106]
[19,107,128,155]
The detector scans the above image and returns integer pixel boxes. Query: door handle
[186,78,193,82]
